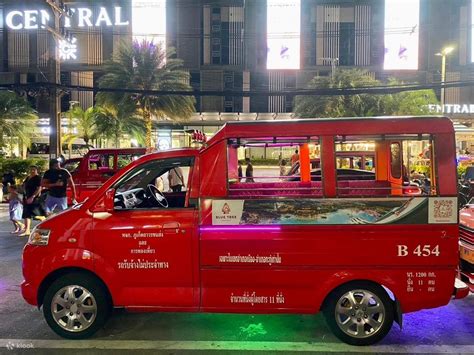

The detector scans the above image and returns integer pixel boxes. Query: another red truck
[65,148,146,202]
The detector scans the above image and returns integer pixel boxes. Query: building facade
[1,0,474,151]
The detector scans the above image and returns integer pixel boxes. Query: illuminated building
[0,1,473,152]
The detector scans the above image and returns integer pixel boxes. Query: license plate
[460,245,474,264]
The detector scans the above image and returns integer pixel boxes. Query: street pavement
[0,204,473,354]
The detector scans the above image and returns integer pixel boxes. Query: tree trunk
[144,110,153,150]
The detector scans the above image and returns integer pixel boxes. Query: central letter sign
[5,6,130,30]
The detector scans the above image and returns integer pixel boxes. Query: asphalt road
[0,204,473,354]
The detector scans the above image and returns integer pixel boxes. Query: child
[279,159,289,179]
[8,185,24,234]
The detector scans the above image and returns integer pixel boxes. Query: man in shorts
[20,165,44,236]
[42,159,77,215]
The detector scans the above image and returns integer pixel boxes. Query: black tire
[42,273,110,339]
[323,281,394,346]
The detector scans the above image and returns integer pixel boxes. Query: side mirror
[104,188,115,212]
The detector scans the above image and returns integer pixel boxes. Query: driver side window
[114,157,194,210]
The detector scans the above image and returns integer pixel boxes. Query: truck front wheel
[43,273,110,339]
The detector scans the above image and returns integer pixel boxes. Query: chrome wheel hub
[334,289,385,338]
[51,285,97,332]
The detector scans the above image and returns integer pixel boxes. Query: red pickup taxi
[22,117,468,345]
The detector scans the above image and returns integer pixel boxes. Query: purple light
[200,226,281,232]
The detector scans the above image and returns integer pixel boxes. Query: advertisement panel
[209,197,456,226]
[384,0,420,70]
[132,0,166,47]
[267,0,301,70]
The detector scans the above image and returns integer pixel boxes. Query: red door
[93,208,197,308]
[92,156,198,308]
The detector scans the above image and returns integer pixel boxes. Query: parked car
[65,148,146,202]
[459,200,474,293]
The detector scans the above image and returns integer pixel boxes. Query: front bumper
[21,280,38,306]
[459,269,474,293]
[453,278,470,299]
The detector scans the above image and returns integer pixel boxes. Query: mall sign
[428,104,474,114]
[5,6,129,30]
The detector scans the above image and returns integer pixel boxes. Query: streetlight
[435,46,454,108]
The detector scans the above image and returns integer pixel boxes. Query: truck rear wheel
[43,273,110,339]
[323,281,394,346]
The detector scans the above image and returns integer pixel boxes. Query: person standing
[2,170,15,196]
[20,166,44,237]
[245,157,254,183]
[238,160,243,182]
[279,159,289,180]
[290,149,300,167]
[168,166,185,192]
[42,159,77,215]
[8,185,24,234]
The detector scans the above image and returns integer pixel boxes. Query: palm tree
[97,40,195,149]
[67,105,97,146]
[294,69,439,118]
[0,91,37,153]
[63,105,97,158]
[294,69,383,118]
[94,103,146,148]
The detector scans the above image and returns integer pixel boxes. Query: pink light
[200,226,281,232]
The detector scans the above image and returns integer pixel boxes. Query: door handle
[163,222,180,229]
[163,222,181,234]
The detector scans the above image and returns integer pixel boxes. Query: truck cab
[66,148,146,202]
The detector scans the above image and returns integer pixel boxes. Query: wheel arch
[37,267,113,309]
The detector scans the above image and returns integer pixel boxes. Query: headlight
[28,228,51,246]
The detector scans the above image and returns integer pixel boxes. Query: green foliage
[117,158,131,169]
[380,78,439,115]
[0,91,38,148]
[97,40,196,148]
[94,104,146,148]
[410,164,431,175]
[458,164,469,178]
[294,69,439,118]
[248,158,280,166]
[295,69,382,118]
[0,158,48,183]
[64,105,98,147]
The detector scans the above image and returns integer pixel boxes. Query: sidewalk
[0,203,8,217]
